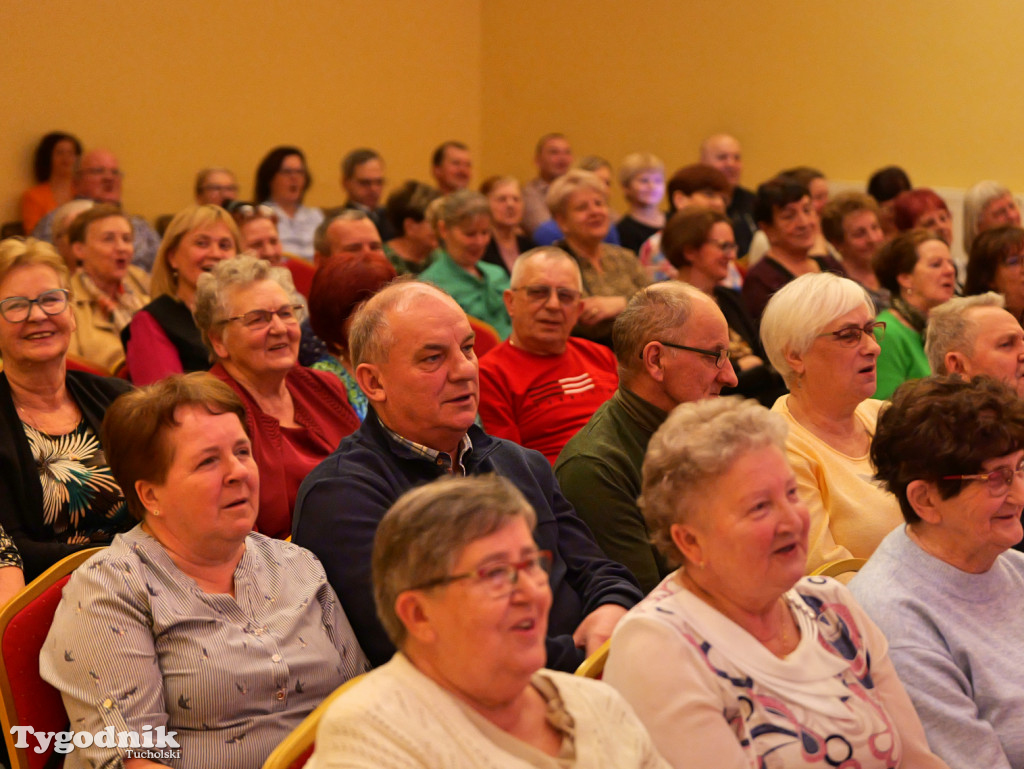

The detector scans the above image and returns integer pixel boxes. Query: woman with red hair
[892,188,953,247]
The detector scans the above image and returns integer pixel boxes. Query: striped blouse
[41,526,370,769]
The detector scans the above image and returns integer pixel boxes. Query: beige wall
[4,1,1024,225]
[0,0,482,223]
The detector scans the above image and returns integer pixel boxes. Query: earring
[150,509,160,517]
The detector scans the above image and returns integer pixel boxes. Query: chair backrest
[0,548,105,769]
[467,316,501,358]
[810,557,867,579]
[575,638,611,679]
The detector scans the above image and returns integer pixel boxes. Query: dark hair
[341,148,381,181]
[867,166,912,204]
[778,166,825,189]
[431,141,468,168]
[892,188,949,232]
[385,180,441,234]
[101,373,248,521]
[661,207,730,269]
[872,375,1024,524]
[308,251,397,353]
[666,164,730,216]
[33,132,82,183]
[254,146,311,204]
[66,203,131,245]
[965,226,1024,297]
[753,177,810,227]
[872,228,943,295]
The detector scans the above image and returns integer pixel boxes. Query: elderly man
[926,293,1024,396]
[293,281,642,672]
[430,141,472,193]
[522,133,574,236]
[555,283,738,593]
[479,247,618,464]
[32,148,161,271]
[333,148,396,241]
[700,133,756,257]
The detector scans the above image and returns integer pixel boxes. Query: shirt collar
[381,422,474,475]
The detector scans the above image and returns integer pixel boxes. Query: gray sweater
[849,525,1024,769]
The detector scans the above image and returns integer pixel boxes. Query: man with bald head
[700,133,757,257]
[293,281,642,672]
[555,283,739,592]
[32,148,161,271]
[926,292,1024,396]
[478,247,618,464]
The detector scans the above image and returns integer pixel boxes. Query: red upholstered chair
[64,354,109,377]
[467,315,501,358]
[0,547,105,769]
[284,257,316,299]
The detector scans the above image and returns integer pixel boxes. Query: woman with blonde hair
[617,153,666,254]
[123,204,240,384]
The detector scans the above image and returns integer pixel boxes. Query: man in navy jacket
[293,281,641,672]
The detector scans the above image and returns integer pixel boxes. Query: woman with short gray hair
[760,272,903,571]
[194,254,359,538]
[306,474,670,769]
[603,397,947,769]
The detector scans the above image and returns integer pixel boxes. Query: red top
[210,363,359,538]
[478,337,618,464]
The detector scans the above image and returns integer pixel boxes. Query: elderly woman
[821,191,889,309]
[548,169,649,346]
[419,190,511,339]
[617,153,666,254]
[761,272,904,570]
[962,180,1021,257]
[20,131,81,234]
[892,188,954,247]
[309,251,396,420]
[965,225,1024,323]
[40,372,368,769]
[194,255,359,538]
[480,175,533,274]
[194,166,239,207]
[382,180,441,275]
[871,228,956,399]
[66,203,151,372]
[307,474,668,768]
[603,397,947,769]
[255,145,323,259]
[850,376,1024,769]
[123,204,240,384]
[0,238,133,579]
[228,200,315,296]
[661,207,785,407]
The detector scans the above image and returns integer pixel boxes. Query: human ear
[670,522,704,568]
[906,479,942,525]
[641,341,665,382]
[356,363,386,403]
[394,591,437,644]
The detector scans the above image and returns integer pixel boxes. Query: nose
[861,329,882,355]
[450,346,478,381]
[26,300,49,321]
[543,287,562,310]
[719,358,739,387]
[224,451,254,484]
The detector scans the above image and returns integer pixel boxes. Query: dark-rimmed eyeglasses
[514,285,582,306]
[651,341,730,368]
[0,289,70,323]
[404,550,552,599]
[943,461,1024,497]
[816,321,886,347]
[219,304,304,331]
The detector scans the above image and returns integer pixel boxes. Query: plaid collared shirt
[382,425,474,476]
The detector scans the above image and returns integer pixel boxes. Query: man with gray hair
[478,247,618,464]
[293,280,642,672]
[555,282,738,592]
[925,292,1024,396]
[331,148,396,241]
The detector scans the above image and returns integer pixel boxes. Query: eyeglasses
[1002,253,1024,269]
[201,184,239,195]
[405,550,552,599]
[81,167,123,178]
[219,304,304,330]
[652,341,730,368]
[514,285,582,305]
[816,321,886,347]
[943,461,1024,497]
[706,239,738,254]
[0,289,70,323]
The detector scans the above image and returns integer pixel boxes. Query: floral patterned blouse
[22,420,131,544]
[0,524,23,571]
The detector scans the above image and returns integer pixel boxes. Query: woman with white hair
[603,396,947,769]
[760,272,904,570]
[962,180,1021,256]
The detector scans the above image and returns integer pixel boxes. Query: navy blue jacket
[293,412,642,672]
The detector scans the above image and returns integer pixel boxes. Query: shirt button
[276,689,285,701]
[272,654,282,663]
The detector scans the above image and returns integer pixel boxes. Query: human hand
[578,296,626,325]
[572,603,628,655]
